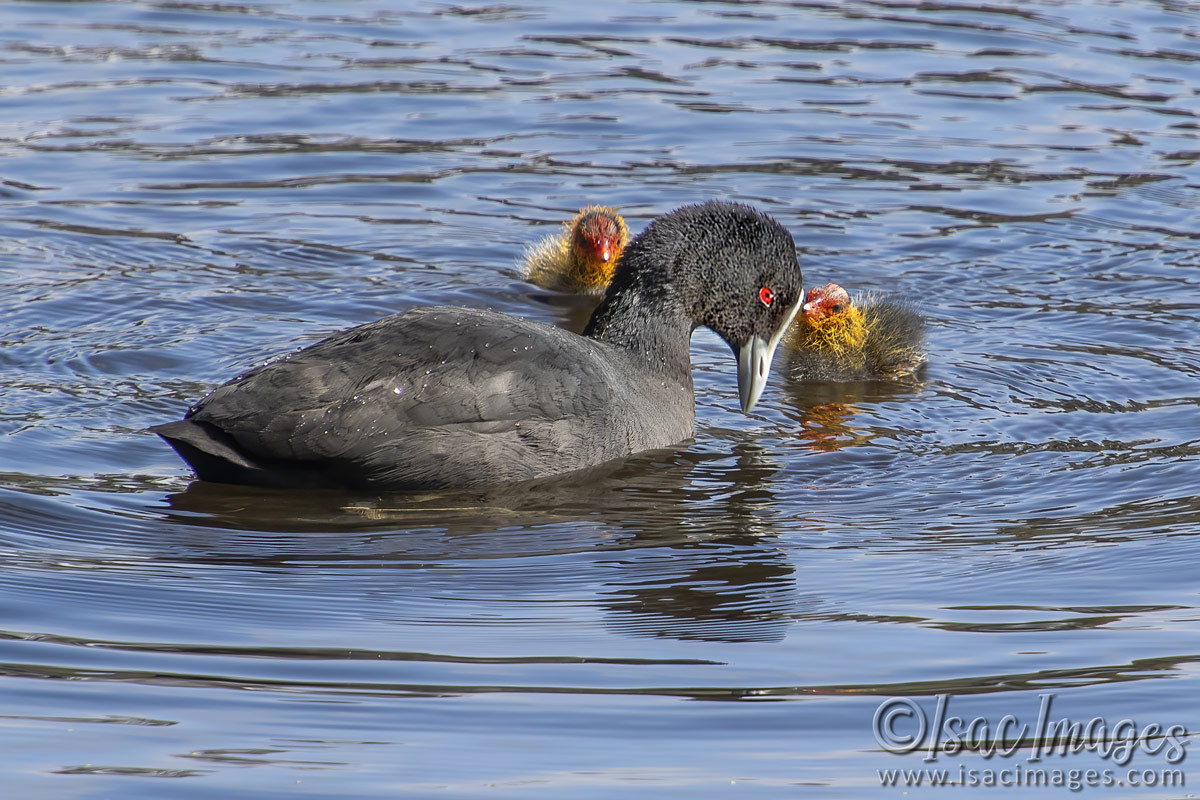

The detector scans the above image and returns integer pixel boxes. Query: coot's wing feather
[185,307,626,485]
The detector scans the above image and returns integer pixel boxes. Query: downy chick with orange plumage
[785,283,925,381]
[522,205,630,295]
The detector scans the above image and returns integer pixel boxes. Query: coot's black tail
[150,420,262,483]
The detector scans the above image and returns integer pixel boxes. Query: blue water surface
[1,1,1198,797]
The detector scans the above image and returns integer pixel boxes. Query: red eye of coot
[759,286,775,307]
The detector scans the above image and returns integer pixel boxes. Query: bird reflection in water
[340,444,802,644]
[782,373,926,453]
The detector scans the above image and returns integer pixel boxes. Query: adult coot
[522,205,630,294]
[153,201,804,489]
[785,283,925,381]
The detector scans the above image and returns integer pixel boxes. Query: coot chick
[153,201,804,490]
[785,283,925,381]
[522,205,629,294]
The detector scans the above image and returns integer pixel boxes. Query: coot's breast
[186,307,694,488]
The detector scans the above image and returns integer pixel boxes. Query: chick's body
[786,284,925,381]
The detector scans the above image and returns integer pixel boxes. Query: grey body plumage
[153,201,804,489]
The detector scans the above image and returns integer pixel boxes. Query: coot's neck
[583,282,695,377]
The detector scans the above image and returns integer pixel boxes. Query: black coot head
[610,201,805,412]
